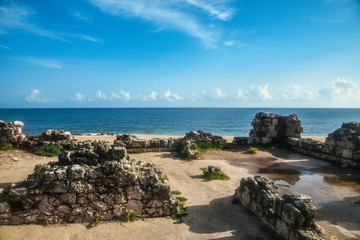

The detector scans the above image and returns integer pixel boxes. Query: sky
[0,0,360,108]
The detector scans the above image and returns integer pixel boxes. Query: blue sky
[0,0,359,108]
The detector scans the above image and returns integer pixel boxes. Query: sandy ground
[0,135,359,240]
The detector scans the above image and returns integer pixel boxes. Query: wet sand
[0,135,359,240]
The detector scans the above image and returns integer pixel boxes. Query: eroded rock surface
[0,143,178,225]
[234,176,328,240]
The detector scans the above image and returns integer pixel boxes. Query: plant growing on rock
[33,145,63,157]
[171,190,182,195]
[247,147,258,154]
[122,210,140,222]
[200,166,230,182]
[86,218,101,229]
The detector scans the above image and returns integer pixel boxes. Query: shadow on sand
[182,196,280,240]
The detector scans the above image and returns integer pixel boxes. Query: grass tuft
[0,144,18,151]
[247,147,258,154]
[171,190,182,195]
[33,145,63,157]
[122,210,140,222]
[86,218,101,229]
[200,167,230,182]
[159,176,169,181]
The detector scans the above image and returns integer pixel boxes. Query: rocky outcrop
[288,121,360,169]
[0,120,25,145]
[248,113,303,145]
[0,142,178,225]
[234,176,327,240]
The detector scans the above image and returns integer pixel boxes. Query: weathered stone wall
[114,134,182,151]
[115,130,228,160]
[287,121,360,169]
[248,112,303,145]
[234,176,327,240]
[0,120,25,145]
[0,142,178,225]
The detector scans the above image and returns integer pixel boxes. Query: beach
[0,134,359,240]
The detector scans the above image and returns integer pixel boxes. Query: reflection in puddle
[323,175,360,193]
[257,168,301,185]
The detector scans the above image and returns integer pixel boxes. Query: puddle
[258,168,301,185]
[323,175,360,193]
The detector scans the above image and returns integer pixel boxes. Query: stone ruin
[234,176,328,240]
[0,141,178,225]
[248,112,303,145]
[21,129,74,149]
[0,120,25,146]
[115,130,227,160]
[115,134,182,151]
[288,121,360,169]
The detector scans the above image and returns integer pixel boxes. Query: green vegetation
[196,142,223,158]
[171,190,182,195]
[176,196,188,202]
[175,149,191,161]
[159,176,169,181]
[0,144,17,151]
[200,167,230,182]
[129,149,163,154]
[86,218,101,229]
[174,193,188,222]
[33,145,63,157]
[196,142,223,151]
[247,147,258,154]
[122,210,140,222]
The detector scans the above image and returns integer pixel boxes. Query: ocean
[0,108,359,136]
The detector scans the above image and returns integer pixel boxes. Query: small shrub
[0,144,16,151]
[122,210,140,222]
[176,196,188,202]
[176,203,188,220]
[159,176,169,181]
[196,142,223,150]
[86,218,101,229]
[171,190,182,195]
[33,145,63,157]
[200,167,230,182]
[175,149,191,161]
[247,147,258,154]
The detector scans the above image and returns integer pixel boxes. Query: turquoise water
[0,108,359,136]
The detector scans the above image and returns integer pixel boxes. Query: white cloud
[120,90,130,101]
[183,0,235,21]
[164,90,182,101]
[0,2,99,43]
[224,40,235,46]
[24,58,62,69]
[75,93,86,101]
[148,91,158,100]
[236,89,246,100]
[258,83,272,101]
[72,11,92,21]
[25,89,49,103]
[88,0,235,47]
[319,78,360,102]
[214,88,226,98]
[282,85,319,101]
[96,90,109,100]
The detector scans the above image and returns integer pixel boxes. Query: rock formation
[0,120,25,145]
[288,121,360,168]
[234,176,328,240]
[0,142,178,225]
[248,112,303,145]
